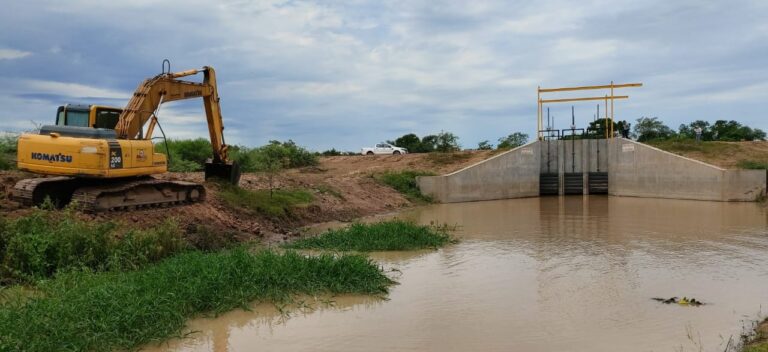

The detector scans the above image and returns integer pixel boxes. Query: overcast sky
[1,0,766,151]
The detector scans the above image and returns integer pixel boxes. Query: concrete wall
[608,138,766,201]
[585,139,608,173]
[539,140,558,174]
[419,137,765,203]
[417,142,540,203]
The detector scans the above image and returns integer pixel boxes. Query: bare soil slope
[0,151,495,243]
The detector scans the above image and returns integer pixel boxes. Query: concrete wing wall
[608,138,766,201]
[417,142,540,203]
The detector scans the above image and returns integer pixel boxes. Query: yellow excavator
[11,62,240,211]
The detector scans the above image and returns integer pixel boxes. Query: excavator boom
[115,66,239,183]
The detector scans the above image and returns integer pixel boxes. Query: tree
[253,142,290,197]
[678,120,712,140]
[497,132,528,149]
[633,117,675,142]
[420,135,438,152]
[477,140,493,150]
[587,118,620,138]
[710,120,766,141]
[435,131,460,152]
[393,133,423,153]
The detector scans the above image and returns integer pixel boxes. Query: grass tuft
[426,151,473,166]
[737,160,768,170]
[284,220,455,251]
[0,248,393,352]
[218,184,313,218]
[375,170,435,202]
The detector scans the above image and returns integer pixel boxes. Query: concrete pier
[417,138,766,202]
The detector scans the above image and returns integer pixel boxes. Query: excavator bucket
[204,160,241,185]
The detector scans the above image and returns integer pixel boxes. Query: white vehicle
[361,143,408,155]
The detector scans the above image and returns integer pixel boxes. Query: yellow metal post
[610,81,614,139]
[604,95,608,139]
[537,86,542,140]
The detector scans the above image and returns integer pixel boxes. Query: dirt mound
[0,151,494,244]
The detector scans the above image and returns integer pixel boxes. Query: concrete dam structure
[417,138,767,203]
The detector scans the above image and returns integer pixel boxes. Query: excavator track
[11,177,205,212]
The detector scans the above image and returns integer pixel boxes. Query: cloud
[20,80,129,100]
[0,48,31,60]
[0,0,766,150]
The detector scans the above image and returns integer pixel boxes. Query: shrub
[497,132,528,149]
[737,160,768,170]
[435,131,460,152]
[0,209,187,283]
[155,139,318,173]
[0,134,18,170]
[375,170,435,202]
[154,138,212,172]
[284,220,454,251]
[477,140,493,150]
[0,249,392,352]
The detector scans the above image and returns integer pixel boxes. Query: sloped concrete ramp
[609,138,766,201]
[417,142,540,203]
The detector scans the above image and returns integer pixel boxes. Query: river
[145,196,768,352]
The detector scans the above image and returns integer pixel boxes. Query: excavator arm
[115,66,240,184]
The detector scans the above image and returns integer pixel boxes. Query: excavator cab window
[55,105,90,127]
[94,108,121,129]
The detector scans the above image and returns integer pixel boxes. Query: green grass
[0,134,17,170]
[738,160,768,170]
[284,220,455,251]
[218,184,314,218]
[745,344,768,352]
[0,208,188,284]
[426,151,473,166]
[647,139,741,155]
[375,170,435,202]
[0,248,393,352]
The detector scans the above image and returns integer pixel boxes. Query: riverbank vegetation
[155,138,318,172]
[0,134,17,170]
[0,207,187,284]
[741,318,768,352]
[375,170,435,202]
[285,220,454,252]
[0,249,392,352]
[217,183,313,218]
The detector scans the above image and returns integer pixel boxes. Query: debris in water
[651,297,704,306]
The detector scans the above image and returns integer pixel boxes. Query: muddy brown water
[145,196,768,352]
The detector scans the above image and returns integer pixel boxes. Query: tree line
[385,131,529,153]
[631,117,766,142]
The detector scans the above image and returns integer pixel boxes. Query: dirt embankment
[0,151,495,244]
[648,140,768,169]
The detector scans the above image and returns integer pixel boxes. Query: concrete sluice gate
[417,138,767,203]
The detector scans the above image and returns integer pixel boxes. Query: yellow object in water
[678,297,689,305]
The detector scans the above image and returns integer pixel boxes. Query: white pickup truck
[361,143,408,155]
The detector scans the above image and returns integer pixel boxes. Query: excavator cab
[55,104,122,129]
